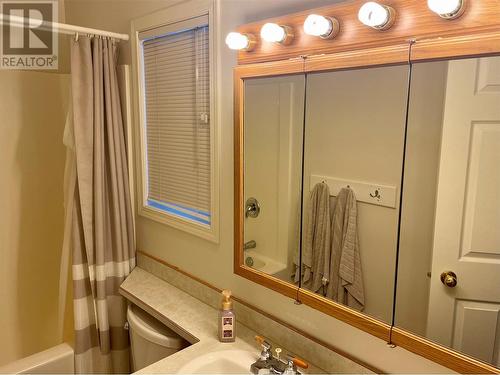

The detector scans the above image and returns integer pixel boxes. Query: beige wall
[0,71,70,366]
[64,0,454,372]
[303,66,409,323]
[65,0,185,66]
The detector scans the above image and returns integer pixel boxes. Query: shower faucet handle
[245,197,261,218]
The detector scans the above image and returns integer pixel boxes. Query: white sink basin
[177,349,258,374]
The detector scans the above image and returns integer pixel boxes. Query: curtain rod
[0,14,130,41]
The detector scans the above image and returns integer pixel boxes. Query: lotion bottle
[218,290,236,342]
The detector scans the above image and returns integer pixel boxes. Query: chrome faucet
[250,337,274,374]
[283,357,301,375]
[250,336,307,375]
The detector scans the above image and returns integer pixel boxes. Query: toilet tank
[127,304,188,371]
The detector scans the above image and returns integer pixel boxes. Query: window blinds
[142,21,210,225]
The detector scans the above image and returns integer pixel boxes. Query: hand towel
[296,182,331,293]
[326,187,365,311]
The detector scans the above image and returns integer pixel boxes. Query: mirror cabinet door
[243,74,306,284]
[396,56,500,368]
[299,65,410,324]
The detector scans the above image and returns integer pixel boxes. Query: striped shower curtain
[66,36,136,373]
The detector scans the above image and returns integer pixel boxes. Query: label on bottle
[221,316,234,339]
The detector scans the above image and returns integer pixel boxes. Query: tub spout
[244,240,257,250]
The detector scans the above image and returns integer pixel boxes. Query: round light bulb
[358,2,395,30]
[225,32,254,51]
[304,14,335,38]
[260,23,290,44]
[427,0,465,19]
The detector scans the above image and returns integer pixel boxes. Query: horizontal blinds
[142,23,211,222]
[138,15,209,41]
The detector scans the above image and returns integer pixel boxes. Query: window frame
[131,0,219,242]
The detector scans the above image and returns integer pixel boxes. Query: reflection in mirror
[300,65,410,324]
[243,75,305,283]
[396,56,500,368]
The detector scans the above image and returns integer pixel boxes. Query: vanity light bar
[358,2,396,30]
[427,0,465,20]
[225,1,467,51]
[303,14,340,39]
[260,23,294,45]
[225,32,256,51]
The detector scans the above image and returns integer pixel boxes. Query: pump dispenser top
[221,290,233,310]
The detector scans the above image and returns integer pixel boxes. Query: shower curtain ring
[75,32,79,42]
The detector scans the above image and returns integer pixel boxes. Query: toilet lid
[127,304,187,349]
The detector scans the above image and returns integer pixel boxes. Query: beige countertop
[120,267,325,374]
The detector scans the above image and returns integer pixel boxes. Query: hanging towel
[326,187,365,311]
[295,182,331,293]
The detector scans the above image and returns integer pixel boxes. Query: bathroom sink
[177,349,258,374]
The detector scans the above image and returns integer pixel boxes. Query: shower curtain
[66,36,135,374]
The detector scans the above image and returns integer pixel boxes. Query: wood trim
[137,250,222,292]
[234,34,500,78]
[390,327,499,374]
[411,31,500,62]
[234,266,299,301]
[305,43,410,73]
[298,289,391,342]
[236,0,500,65]
[233,67,244,279]
[136,250,383,374]
[234,58,304,79]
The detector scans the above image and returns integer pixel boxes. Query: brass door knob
[440,271,457,288]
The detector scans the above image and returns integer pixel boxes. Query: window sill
[138,204,219,243]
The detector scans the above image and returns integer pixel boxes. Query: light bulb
[260,23,293,45]
[427,0,465,19]
[303,14,339,39]
[358,2,395,30]
[225,32,255,51]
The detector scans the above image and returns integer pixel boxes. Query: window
[132,2,218,241]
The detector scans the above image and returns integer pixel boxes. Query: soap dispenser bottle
[218,290,236,342]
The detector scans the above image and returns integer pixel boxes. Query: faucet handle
[254,335,272,359]
[254,335,270,349]
[290,357,308,369]
[284,355,309,374]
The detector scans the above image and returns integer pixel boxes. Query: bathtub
[244,249,289,279]
[0,344,74,374]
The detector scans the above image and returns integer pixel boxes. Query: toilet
[127,304,188,371]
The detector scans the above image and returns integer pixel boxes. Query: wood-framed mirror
[234,1,500,373]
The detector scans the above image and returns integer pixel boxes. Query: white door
[426,56,500,367]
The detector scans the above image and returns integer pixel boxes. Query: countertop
[120,268,325,374]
